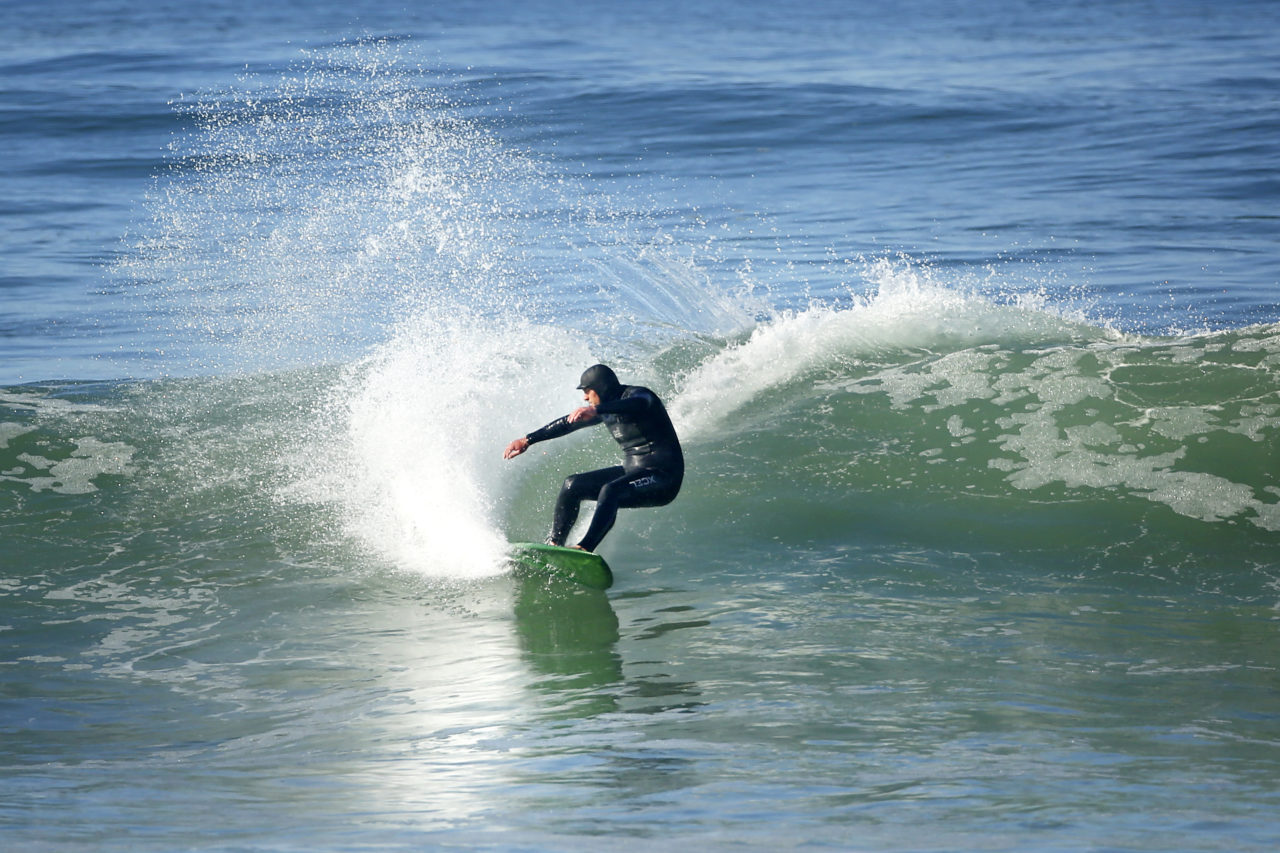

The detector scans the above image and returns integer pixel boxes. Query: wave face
[5,263,1277,593]
[676,261,1280,533]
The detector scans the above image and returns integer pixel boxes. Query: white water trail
[288,315,596,578]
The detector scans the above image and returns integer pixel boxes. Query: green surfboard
[509,542,614,590]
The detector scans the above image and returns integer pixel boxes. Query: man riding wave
[503,364,684,552]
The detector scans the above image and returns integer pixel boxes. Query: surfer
[503,364,684,552]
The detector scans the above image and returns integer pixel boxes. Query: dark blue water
[3,1,1279,850]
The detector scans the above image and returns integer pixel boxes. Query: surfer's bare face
[582,388,601,406]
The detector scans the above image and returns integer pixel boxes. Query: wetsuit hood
[577,364,622,401]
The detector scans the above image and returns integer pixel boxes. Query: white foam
[670,257,1094,439]
[0,421,33,449]
[286,315,595,578]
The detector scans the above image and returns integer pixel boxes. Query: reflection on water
[513,576,623,718]
[512,576,710,719]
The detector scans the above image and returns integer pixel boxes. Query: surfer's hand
[568,405,597,424]
[504,437,530,460]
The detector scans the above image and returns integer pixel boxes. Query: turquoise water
[2,1,1279,850]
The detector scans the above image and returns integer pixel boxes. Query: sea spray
[278,313,597,578]
[124,41,566,376]
[124,41,755,381]
[121,42,762,578]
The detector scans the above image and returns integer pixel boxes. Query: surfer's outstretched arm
[504,411,598,460]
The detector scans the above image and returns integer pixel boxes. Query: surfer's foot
[570,544,589,551]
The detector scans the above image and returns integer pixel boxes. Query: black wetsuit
[525,385,683,551]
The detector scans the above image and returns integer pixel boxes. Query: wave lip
[672,258,1112,439]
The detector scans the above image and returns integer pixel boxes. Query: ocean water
[3,0,1279,850]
